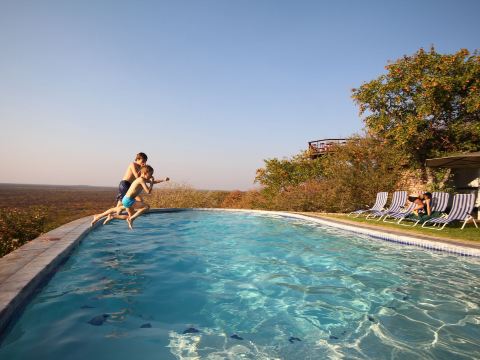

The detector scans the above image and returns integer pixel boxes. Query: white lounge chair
[348,192,388,218]
[366,191,407,221]
[382,201,415,223]
[422,193,478,230]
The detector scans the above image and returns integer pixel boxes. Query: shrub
[255,152,324,198]
[254,136,407,213]
[221,190,269,209]
[268,181,331,212]
[319,136,407,212]
[0,207,47,257]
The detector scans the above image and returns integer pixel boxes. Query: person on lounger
[407,192,434,222]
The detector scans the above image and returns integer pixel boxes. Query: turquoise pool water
[1,210,479,359]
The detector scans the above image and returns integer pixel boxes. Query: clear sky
[0,0,479,190]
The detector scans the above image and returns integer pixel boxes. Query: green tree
[320,136,407,211]
[255,151,324,198]
[352,47,480,175]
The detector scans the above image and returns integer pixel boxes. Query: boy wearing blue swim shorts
[92,165,169,229]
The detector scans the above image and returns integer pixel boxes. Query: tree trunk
[440,168,452,189]
[424,166,434,185]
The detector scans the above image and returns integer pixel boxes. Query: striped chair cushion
[431,192,449,213]
[351,192,388,214]
[370,191,407,217]
[427,194,474,224]
[385,201,415,219]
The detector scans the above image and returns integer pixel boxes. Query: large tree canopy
[352,47,480,166]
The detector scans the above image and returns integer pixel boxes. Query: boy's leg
[129,202,150,222]
[126,202,150,229]
[116,181,132,215]
[126,207,136,230]
[103,212,129,225]
[91,205,124,226]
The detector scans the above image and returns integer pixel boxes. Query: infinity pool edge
[1,208,479,337]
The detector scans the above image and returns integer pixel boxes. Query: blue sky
[0,0,479,190]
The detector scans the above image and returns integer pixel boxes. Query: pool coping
[298,212,480,250]
[1,208,479,336]
[0,215,94,335]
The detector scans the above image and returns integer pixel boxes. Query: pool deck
[1,208,479,337]
[296,212,480,250]
[0,215,92,337]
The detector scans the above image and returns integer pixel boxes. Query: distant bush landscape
[0,184,116,257]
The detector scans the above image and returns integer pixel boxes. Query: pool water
[1,211,479,359]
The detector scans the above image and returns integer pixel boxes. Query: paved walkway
[0,216,91,333]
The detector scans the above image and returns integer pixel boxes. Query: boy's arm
[139,178,154,194]
[130,163,141,179]
[151,177,170,184]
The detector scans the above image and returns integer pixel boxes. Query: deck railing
[308,138,347,157]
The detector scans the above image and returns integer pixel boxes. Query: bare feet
[103,214,113,225]
[91,215,101,227]
[127,217,133,230]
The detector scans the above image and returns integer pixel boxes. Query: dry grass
[0,184,117,228]
[146,183,267,210]
[146,183,229,208]
[0,184,117,256]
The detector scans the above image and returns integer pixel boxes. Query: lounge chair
[366,191,407,221]
[348,192,388,217]
[397,192,450,227]
[382,201,415,223]
[422,193,478,230]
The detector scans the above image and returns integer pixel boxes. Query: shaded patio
[426,152,480,219]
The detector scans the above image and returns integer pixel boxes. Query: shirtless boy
[115,152,148,209]
[92,165,170,229]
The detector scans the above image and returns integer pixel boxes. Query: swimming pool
[1,210,479,359]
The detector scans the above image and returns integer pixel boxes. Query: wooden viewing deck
[308,138,347,158]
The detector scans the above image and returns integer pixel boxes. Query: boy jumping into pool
[92,165,170,229]
[115,152,148,211]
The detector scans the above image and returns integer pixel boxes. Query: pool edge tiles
[1,208,479,337]
[0,216,93,336]
[291,213,480,257]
